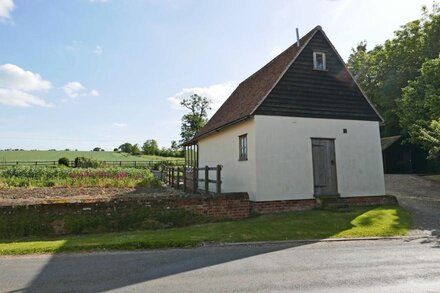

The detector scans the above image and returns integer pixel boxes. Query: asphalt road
[1,238,440,293]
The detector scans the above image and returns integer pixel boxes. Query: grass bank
[0,206,411,255]
[426,175,440,182]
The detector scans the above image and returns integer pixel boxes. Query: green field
[0,151,182,162]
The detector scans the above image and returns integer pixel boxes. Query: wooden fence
[0,160,184,168]
[161,165,222,194]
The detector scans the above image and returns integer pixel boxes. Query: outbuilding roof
[188,25,383,144]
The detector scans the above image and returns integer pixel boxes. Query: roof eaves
[184,115,252,145]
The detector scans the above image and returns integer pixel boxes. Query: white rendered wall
[254,116,385,201]
[197,118,257,200]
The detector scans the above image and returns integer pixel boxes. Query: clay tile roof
[189,26,321,143]
[381,135,402,151]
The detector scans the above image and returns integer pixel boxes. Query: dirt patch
[0,186,186,207]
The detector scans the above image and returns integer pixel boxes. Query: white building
[185,26,386,208]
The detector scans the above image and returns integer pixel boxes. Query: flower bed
[0,166,160,188]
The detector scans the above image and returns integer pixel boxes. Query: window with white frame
[313,51,326,70]
[239,134,248,161]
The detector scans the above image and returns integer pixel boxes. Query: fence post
[171,167,175,187]
[176,167,180,189]
[134,161,137,167]
[205,165,209,194]
[216,165,222,194]
[119,161,122,167]
[183,166,187,192]
[193,167,197,193]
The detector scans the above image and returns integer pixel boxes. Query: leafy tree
[92,147,103,152]
[142,139,159,155]
[347,4,440,136]
[131,144,142,156]
[170,140,178,151]
[180,94,211,143]
[118,143,134,153]
[397,57,440,158]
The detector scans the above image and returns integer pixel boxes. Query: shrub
[74,157,100,168]
[58,157,70,167]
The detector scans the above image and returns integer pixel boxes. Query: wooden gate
[311,138,339,197]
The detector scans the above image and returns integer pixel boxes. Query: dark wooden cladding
[254,31,381,122]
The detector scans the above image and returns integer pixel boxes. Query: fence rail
[0,160,184,168]
[161,165,222,194]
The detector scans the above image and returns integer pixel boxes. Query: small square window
[239,134,248,161]
[313,51,326,71]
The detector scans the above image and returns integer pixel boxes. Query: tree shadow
[8,242,314,293]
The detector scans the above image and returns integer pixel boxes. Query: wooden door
[311,138,339,196]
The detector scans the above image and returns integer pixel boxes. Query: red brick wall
[251,199,316,214]
[179,193,250,220]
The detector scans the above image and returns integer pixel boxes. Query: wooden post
[171,167,175,187]
[216,165,222,194]
[134,161,137,167]
[205,165,209,194]
[183,166,187,192]
[193,167,197,193]
[176,167,181,189]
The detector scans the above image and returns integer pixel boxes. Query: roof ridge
[239,26,320,86]
[187,26,324,144]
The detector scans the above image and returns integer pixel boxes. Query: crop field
[0,166,160,188]
[0,151,181,162]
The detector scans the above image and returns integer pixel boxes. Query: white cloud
[0,0,14,21]
[90,89,99,96]
[0,64,52,91]
[168,81,238,115]
[0,89,52,107]
[0,63,52,107]
[113,122,128,127]
[62,81,99,98]
[93,45,103,54]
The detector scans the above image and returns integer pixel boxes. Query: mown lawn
[426,175,440,183]
[0,150,181,162]
[0,206,411,255]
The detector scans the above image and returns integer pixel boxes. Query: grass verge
[0,206,411,255]
[426,175,440,183]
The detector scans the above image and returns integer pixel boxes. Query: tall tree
[118,143,134,153]
[180,94,211,143]
[397,57,440,158]
[142,139,159,155]
[347,3,440,136]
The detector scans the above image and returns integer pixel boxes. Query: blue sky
[0,0,434,150]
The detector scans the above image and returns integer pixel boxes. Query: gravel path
[385,174,440,237]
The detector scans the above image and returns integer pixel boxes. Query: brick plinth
[251,199,316,214]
